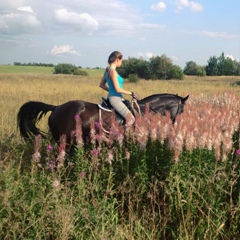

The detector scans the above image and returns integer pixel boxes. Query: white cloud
[139,23,167,30]
[175,0,203,13]
[54,9,99,32]
[137,52,154,59]
[0,11,40,34]
[171,56,179,61]
[226,54,234,60]
[0,0,24,10]
[50,45,80,56]
[146,52,154,58]
[151,2,167,12]
[225,54,239,62]
[201,31,240,39]
[189,2,203,12]
[18,6,34,13]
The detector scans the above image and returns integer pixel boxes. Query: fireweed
[2,92,240,239]
[74,114,83,146]
[30,92,240,165]
[56,135,66,168]
[68,92,240,163]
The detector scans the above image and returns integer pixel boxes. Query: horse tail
[17,101,56,139]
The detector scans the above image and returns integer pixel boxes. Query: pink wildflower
[92,149,99,155]
[236,149,240,155]
[74,114,80,120]
[79,171,86,179]
[47,144,53,151]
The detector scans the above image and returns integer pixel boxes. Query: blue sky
[0,0,239,68]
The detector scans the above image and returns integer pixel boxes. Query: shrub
[128,73,139,83]
[73,69,89,76]
[54,63,77,75]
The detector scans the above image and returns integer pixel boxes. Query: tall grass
[1,73,240,239]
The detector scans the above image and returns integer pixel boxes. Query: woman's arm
[99,76,109,92]
[109,70,132,96]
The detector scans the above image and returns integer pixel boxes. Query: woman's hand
[131,92,138,99]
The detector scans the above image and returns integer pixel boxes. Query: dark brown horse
[17,93,189,144]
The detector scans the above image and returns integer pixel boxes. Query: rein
[171,98,182,121]
[130,98,141,116]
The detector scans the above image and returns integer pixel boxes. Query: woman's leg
[108,96,135,125]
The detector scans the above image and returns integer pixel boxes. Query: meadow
[0,66,240,239]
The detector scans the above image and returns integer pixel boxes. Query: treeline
[118,52,240,81]
[14,62,55,67]
[119,54,183,80]
[12,52,240,80]
[184,52,240,76]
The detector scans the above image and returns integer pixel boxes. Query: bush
[169,65,184,80]
[54,63,77,75]
[128,73,139,83]
[73,69,89,76]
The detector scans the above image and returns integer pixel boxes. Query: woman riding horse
[99,51,137,127]
[17,94,189,145]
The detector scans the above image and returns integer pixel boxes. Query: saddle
[98,98,131,112]
[98,98,112,112]
[98,97,132,125]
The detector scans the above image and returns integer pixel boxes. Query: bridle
[170,98,183,121]
[138,97,183,122]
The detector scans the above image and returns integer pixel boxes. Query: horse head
[134,93,189,123]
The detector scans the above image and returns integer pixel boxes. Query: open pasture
[0,71,240,239]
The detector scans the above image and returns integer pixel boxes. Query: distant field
[0,65,104,76]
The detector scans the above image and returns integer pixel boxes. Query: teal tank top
[104,68,124,97]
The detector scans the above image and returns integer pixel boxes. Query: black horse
[17,93,189,144]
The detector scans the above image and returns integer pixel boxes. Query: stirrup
[98,98,112,112]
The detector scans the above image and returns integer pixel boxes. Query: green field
[0,65,104,76]
[0,71,240,239]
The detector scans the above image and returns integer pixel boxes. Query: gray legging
[108,95,135,125]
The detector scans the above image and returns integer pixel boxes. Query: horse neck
[138,94,182,115]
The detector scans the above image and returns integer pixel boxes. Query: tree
[223,57,235,75]
[205,56,218,76]
[169,65,184,80]
[135,58,152,80]
[196,67,206,77]
[150,54,173,80]
[217,52,227,75]
[183,61,206,76]
[119,54,183,80]
[205,52,239,76]
[118,57,152,80]
[233,60,240,75]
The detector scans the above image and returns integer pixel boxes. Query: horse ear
[183,95,189,102]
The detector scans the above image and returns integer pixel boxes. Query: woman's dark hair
[108,51,123,64]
